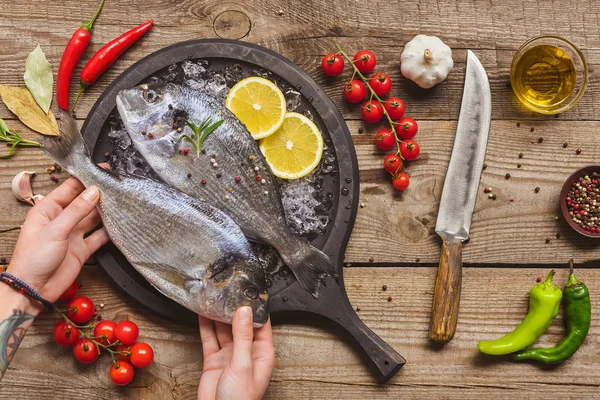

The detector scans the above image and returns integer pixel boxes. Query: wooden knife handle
[429,240,463,342]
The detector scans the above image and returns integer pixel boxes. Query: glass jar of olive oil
[510,36,587,114]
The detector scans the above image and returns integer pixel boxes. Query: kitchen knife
[429,50,491,342]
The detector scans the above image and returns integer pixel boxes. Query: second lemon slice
[259,112,324,180]
[225,76,286,140]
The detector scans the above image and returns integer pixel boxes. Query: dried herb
[24,45,53,113]
[178,118,224,157]
[0,117,40,159]
[0,85,58,136]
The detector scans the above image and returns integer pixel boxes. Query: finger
[84,227,110,254]
[77,207,102,234]
[198,315,220,357]
[41,177,86,209]
[215,320,234,349]
[252,317,276,379]
[50,186,100,241]
[230,306,254,374]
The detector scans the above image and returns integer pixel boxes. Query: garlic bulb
[400,35,453,89]
[12,171,37,205]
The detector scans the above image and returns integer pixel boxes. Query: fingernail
[81,186,99,202]
[238,306,252,322]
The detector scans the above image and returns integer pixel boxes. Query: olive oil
[511,45,576,113]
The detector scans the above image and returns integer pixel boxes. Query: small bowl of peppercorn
[560,166,600,238]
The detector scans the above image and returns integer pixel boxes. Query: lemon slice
[259,112,324,179]
[225,76,286,140]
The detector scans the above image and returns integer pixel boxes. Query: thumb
[50,186,100,240]
[230,306,254,375]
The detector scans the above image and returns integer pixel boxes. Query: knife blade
[429,50,491,342]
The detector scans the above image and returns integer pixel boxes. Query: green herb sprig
[0,118,40,159]
[178,118,224,157]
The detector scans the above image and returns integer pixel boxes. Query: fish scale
[40,109,269,326]
[117,83,337,296]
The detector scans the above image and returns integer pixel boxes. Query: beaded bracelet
[0,272,55,310]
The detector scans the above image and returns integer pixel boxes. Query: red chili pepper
[56,0,105,111]
[72,20,153,111]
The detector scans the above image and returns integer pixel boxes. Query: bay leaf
[0,85,58,136]
[24,45,53,113]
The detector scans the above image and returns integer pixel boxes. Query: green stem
[81,0,105,31]
[71,84,87,113]
[334,42,406,160]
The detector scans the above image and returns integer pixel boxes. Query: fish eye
[143,89,160,103]
[243,286,259,300]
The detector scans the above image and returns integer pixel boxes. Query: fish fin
[135,261,198,290]
[278,241,338,298]
[39,109,90,172]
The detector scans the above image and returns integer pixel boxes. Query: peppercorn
[545,238,551,244]
[201,179,207,185]
[484,187,492,193]
[235,176,241,182]
[530,127,535,132]
[369,257,374,262]
[147,133,154,139]
[519,152,524,158]
[482,163,487,170]
[538,137,544,143]
[216,173,222,178]
[187,173,192,178]
[382,285,387,291]
[505,173,511,179]
[563,142,569,148]
[356,306,361,311]
[576,148,582,154]
[517,164,522,168]
[387,296,392,302]
[535,187,540,193]
[183,148,189,155]
[556,233,561,239]
[358,127,364,134]
[517,122,521,127]
[491,194,497,200]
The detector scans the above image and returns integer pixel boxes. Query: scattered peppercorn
[369,257,374,262]
[416,258,420,262]
[147,133,154,139]
[201,179,207,185]
[516,122,521,127]
[535,187,540,193]
[555,216,559,221]
[538,137,544,143]
[358,127,364,134]
[545,238,551,244]
[576,148,582,154]
[187,173,192,178]
[387,296,392,302]
[356,306,361,311]
[216,173,222,178]
[282,296,288,302]
[563,142,569,148]
[530,127,535,132]
[484,187,492,193]
[536,277,542,283]
[556,233,561,239]
[491,194,497,200]
[50,175,59,183]
[141,131,146,136]
[505,173,511,179]
[249,155,255,161]
[168,104,173,110]
[235,176,241,182]
[54,163,61,172]
[183,148,189,155]
[382,285,387,291]
[97,314,103,321]
[256,175,262,181]
[519,152,524,158]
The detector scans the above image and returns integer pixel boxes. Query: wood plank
[1,119,599,265]
[1,265,599,398]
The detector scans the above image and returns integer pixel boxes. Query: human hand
[7,177,109,303]
[198,307,275,400]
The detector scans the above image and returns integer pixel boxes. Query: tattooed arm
[0,178,109,380]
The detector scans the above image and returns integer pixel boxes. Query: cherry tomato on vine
[374,128,395,150]
[67,296,95,324]
[94,320,117,346]
[110,361,135,386]
[361,100,383,123]
[396,117,418,140]
[59,280,78,301]
[383,97,406,120]
[343,80,366,103]
[384,154,402,174]
[53,319,79,347]
[400,140,420,161]
[321,53,344,76]
[73,338,99,364]
[115,321,139,345]
[130,342,154,368]
[369,73,392,97]
[353,50,376,73]
[116,344,132,361]
[392,173,410,191]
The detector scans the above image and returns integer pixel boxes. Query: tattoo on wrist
[0,309,34,379]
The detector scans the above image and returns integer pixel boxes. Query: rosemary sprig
[0,118,40,159]
[178,117,224,157]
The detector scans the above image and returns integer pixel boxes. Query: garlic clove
[12,170,37,205]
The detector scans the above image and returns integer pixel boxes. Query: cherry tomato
[343,80,366,103]
[396,117,418,140]
[369,73,392,97]
[53,319,79,347]
[384,154,402,174]
[94,320,117,346]
[73,338,99,364]
[361,100,383,123]
[59,280,78,301]
[374,129,395,150]
[130,342,154,368]
[353,50,376,73]
[116,344,132,361]
[383,97,405,120]
[110,361,135,386]
[321,53,344,76]
[67,296,95,324]
[400,140,420,161]
[392,172,410,191]
[115,321,139,346]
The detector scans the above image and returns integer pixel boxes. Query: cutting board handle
[334,305,406,383]
[429,240,463,342]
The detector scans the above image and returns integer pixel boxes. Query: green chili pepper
[478,270,562,356]
[513,264,591,364]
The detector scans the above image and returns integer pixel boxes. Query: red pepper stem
[81,0,105,32]
[71,82,89,113]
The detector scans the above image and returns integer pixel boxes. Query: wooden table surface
[1,0,600,398]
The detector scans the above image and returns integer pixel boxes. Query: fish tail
[278,239,337,298]
[39,109,91,174]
